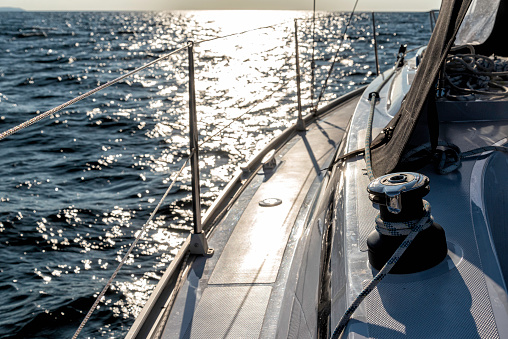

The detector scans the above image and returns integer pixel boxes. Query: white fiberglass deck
[329,72,508,338]
[161,96,359,338]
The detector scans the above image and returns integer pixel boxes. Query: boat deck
[145,94,360,338]
[329,74,508,338]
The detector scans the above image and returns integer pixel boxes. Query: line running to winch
[331,63,404,337]
[331,201,434,338]
[332,61,508,338]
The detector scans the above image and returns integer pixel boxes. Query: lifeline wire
[310,0,317,113]
[315,0,359,109]
[331,201,433,338]
[71,157,190,339]
[199,75,296,147]
[72,27,295,338]
[195,21,290,45]
[0,45,188,142]
[1,17,300,142]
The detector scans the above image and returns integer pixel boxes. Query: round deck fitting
[259,198,282,207]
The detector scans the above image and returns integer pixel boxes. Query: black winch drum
[366,172,448,274]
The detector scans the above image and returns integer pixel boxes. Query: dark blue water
[0,10,431,338]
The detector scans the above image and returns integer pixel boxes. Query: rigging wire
[315,0,359,110]
[71,157,190,339]
[0,16,302,142]
[195,21,291,45]
[199,77,296,147]
[0,45,188,142]
[311,0,317,114]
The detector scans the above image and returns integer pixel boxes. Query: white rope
[0,45,188,142]
[71,157,190,339]
[375,201,433,236]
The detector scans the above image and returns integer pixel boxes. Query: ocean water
[0,10,432,338]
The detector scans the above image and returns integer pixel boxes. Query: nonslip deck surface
[162,96,360,338]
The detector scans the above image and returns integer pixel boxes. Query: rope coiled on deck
[444,53,508,96]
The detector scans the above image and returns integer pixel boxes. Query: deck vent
[366,172,447,273]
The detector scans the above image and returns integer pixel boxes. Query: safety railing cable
[70,32,296,337]
[195,21,290,45]
[2,15,338,337]
[199,75,296,147]
[0,18,302,143]
[0,45,188,142]
[315,0,359,110]
[71,157,191,339]
[311,0,317,114]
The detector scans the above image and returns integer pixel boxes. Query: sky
[0,0,442,12]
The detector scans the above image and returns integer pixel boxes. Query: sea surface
[0,10,432,338]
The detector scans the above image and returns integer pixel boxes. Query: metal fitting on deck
[366,172,447,273]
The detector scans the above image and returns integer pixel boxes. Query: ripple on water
[0,10,431,338]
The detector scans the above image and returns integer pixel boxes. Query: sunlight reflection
[1,9,403,337]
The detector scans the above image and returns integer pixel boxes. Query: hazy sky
[1,0,442,11]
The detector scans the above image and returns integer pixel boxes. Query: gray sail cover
[370,0,473,177]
